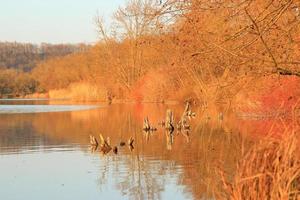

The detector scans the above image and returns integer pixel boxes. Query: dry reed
[219,128,300,200]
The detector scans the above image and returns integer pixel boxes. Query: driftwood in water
[143,117,157,131]
[89,135,98,146]
[90,144,98,153]
[128,136,134,146]
[165,109,175,150]
[99,134,112,154]
[113,146,118,154]
[166,129,174,150]
[165,109,174,131]
[158,120,165,127]
[177,119,190,131]
[129,145,134,152]
[180,130,191,143]
[128,136,134,151]
[143,117,151,131]
[184,102,191,115]
[183,102,196,118]
[177,102,195,131]
[144,130,150,142]
[119,141,126,146]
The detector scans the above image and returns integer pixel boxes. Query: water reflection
[0,102,273,200]
[0,105,100,114]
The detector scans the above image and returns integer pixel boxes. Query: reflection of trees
[166,130,174,151]
[115,115,165,200]
[96,156,111,191]
[89,105,248,199]
[0,104,270,199]
[96,153,180,200]
[0,114,63,150]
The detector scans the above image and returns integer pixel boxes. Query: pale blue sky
[0,0,125,44]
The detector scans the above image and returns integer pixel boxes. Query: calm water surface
[0,100,265,200]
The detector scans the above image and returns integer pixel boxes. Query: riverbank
[23,75,300,117]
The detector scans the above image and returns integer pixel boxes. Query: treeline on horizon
[0,42,91,71]
[1,0,300,110]
[0,42,91,97]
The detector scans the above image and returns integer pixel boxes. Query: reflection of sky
[0,103,230,200]
[0,0,125,43]
[0,105,100,114]
[0,150,193,200]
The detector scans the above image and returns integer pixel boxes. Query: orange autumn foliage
[26,0,300,114]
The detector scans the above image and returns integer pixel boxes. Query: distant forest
[0,42,90,71]
[0,42,90,97]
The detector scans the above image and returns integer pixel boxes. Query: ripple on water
[0,144,84,155]
[0,105,101,114]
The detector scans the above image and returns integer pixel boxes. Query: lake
[0,100,267,200]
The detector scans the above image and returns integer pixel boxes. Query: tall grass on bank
[219,128,300,200]
[48,82,107,102]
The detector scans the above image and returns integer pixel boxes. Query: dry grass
[219,128,300,200]
[48,82,107,102]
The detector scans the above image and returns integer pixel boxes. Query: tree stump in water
[99,134,112,154]
[177,102,195,131]
[128,137,134,151]
[143,117,157,131]
[89,135,98,146]
[165,109,174,132]
[143,117,151,131]
[166,130,174,150]
[183,102,196,118]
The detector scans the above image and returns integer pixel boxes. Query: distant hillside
[0,42,91,71]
